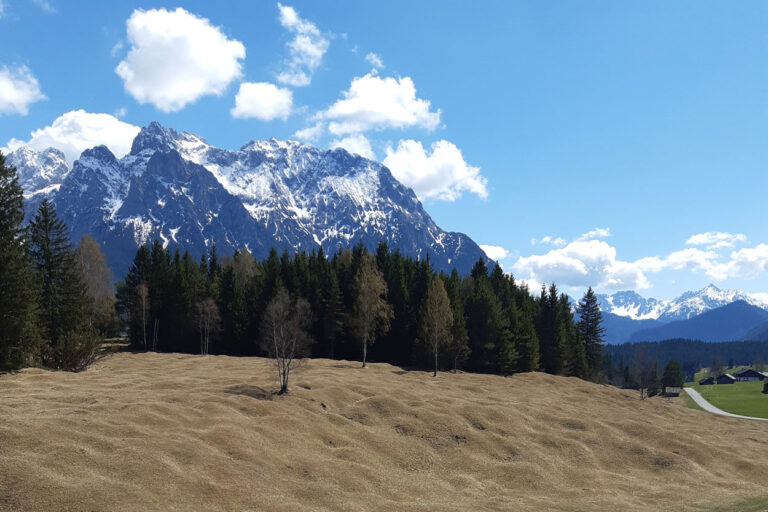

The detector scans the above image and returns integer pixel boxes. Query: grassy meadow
[688,380,768,418]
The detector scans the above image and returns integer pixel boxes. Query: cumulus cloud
[320,73,441,135]
[276,3,329,87]
[531,235,566,247]
[576,227,611,241]
[383,139,487,201]
[231,82,292,121]
[686,231,747,250]
[115,8,245,112]
[0,64,46,116]
[480,245,510,261]
[513,240,651,290]
[293,121,324,143]
[365,52,384,69]
[4,110,140,165]
[513,228,768,291]
[330,134,374,159]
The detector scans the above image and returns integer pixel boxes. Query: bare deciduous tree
[419,278,453,377]
[196,298,220,355]
[350,255,393,368]
[259,289,313,394]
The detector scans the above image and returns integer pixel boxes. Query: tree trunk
[362,340,367,368]
[434,348,438,377]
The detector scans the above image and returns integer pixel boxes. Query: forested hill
[115,239,605,381]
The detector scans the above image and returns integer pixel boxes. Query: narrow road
[684,387,768,422]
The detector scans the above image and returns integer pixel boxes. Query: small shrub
[42,328,102,372]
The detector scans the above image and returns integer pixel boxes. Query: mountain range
[7,122,490,277]
[594,285,768,343]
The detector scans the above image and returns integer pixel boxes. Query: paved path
[684,387,768,422]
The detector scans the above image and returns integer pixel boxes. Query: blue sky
[2,0,768,300]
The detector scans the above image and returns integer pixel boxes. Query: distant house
[716,374,736,385]
[663,386,682,397]
[699,376,714,385]
[733,369,767,382]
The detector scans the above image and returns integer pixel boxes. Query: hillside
[629,300,768,342]
[1,353,767,511]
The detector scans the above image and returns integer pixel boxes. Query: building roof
[717,373,736,381]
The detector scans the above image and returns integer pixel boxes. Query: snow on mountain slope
[597,284,768,322]
[6,145,69,197]
[13,122,490,277]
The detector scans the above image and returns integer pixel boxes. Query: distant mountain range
[593,285,768,344]
[7,122,490,277]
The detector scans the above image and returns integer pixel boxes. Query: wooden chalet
[698,376,714,385]
[716,374,736,385]
[733,369,768,382]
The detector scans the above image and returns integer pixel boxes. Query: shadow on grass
[225,384,273,401]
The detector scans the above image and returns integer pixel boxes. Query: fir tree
[576,287,605,379]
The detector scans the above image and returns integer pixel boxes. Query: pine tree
[0,152,39,369]
[576,287,605,379]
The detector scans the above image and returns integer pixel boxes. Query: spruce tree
[0,152,40,369]
[28,198,90,346]
[662,360,684,389]
[576,287,605,379]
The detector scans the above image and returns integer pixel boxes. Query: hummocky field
[1,352,767,512]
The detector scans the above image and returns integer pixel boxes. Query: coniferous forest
[0,151,606,382]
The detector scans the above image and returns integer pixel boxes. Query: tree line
[116,236,608,386]
[0,153,118,372]
[604,338,768,385]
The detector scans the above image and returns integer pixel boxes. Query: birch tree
[259,289,313,394]
[350,255,393,368]
[419,278,453,377]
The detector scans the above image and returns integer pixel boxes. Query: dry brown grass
[1,352,767,511]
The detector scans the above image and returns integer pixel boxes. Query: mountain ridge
[7,122,491,277]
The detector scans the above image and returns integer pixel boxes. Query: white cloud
[576,227,611,241]
[686,231,747,250]
[115,8,245,112]
[276,3,329,87]
[330,134,374,159]
[32,0,55,13]
[480,245,510,261]
[531,235,566,247]
[231,82,292,121]
[320,73,441,135]
[383,139,487,201]
[513,240,651,290]
[365,52,384,69]
[293,121,324,143]
[4,110,140,165]
[709,244,768,281]
[0,64,46,116]
[113,107,127,119]
[0,1,5,18]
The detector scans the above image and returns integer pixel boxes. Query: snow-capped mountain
[8,122,490,277]
[7,146,69,198]
[597,285,768,322]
